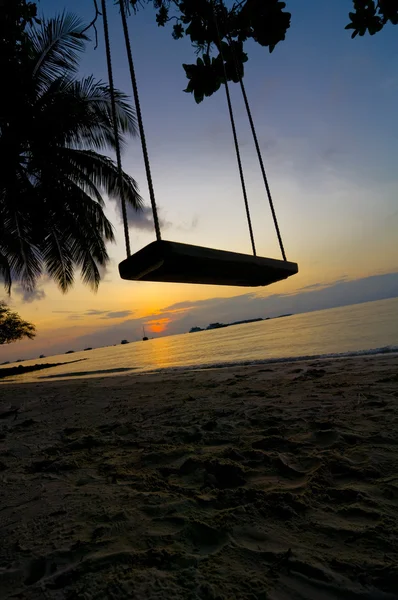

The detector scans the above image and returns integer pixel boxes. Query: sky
[1,0,398,362]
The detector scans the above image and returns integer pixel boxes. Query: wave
[145,345,398,375]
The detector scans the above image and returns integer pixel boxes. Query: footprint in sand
[230,526,285,556]
[309,420,336,431]
[147,517,186,537]
[178,521,228,556]
[248,473,308,492]
[276,454,321,478]
[337,505,381,522]
[173,457,247,490]
[344,449,369,465]
[24,557,49,586]
[252,436,299,453]
[311,429,340,448]
[24,540,91,588]
[148,519,228,557]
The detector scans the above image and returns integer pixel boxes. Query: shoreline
[0,344,397,384]
[0,359,88,380]
[1,354,397,598]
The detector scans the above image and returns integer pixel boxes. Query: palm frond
[0,251,12,294]
[1,214,42,292]
[0,170,42,292]
[70,77,138,139]
[35,176,114,291]
[69,166,105,206]
[29,12,88,92]
[55,186,111,290]
[29,75,138,152]
[42,227,75,293]
[59,148,144,211]
[29,141,105,207]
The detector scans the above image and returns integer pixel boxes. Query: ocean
[1,297,397,383]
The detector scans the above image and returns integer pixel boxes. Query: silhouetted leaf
[172,23,184,39]
[156,5,168,26]
[183,55,224,103]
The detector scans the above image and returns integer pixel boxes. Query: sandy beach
[0,354,397,599]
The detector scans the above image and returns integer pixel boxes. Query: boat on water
[142,326,148,341]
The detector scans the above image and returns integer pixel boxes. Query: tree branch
[80,0,101,50]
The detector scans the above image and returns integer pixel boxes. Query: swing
[101,0,298,287]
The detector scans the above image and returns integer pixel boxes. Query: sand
[0,354,397,600]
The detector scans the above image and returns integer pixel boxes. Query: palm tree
[0,12,142,293]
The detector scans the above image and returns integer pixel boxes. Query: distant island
[189,314,292,333]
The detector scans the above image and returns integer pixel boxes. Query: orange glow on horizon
[144,317,171,333]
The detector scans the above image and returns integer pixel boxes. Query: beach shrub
[0,302,36,345]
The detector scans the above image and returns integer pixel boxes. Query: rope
[238,76,287,261]
[221,13,287,261]
[100,0,131,257]
[212,4,256,256]
[119,0,162,242]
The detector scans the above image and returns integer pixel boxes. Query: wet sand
[1,354,398,599]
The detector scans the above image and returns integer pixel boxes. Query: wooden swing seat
[118,240,298,287]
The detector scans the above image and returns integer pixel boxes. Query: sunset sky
[1,0,398,362]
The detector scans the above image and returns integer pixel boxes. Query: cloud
[163,300,198,311]
[118,202,198,234]
[97,261,114,283]
[16,271,397,360]
[115,203,172,232]
[101,310,134,319]
[175,215,199,232]
[144,317,171,333]
[298,282,327,292]
[63,309,135,320]
[52,271,398,353]
[164,295,256,312]
[68,316,148,349]
[13,285,46,303]
[126,205,157,231]
[158,273,398,337]
[111,198,199,235]
[297,277,349,293]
